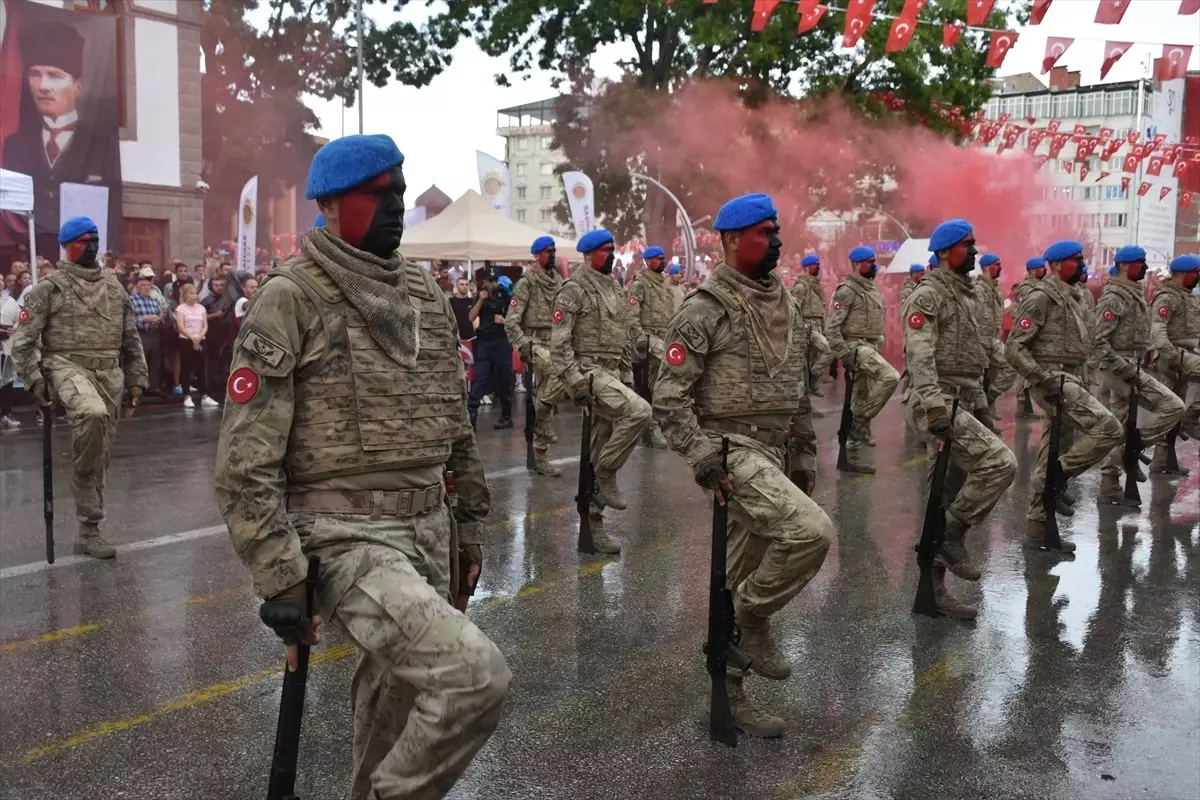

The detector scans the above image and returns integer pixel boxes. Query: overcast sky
[304,0,1200,205]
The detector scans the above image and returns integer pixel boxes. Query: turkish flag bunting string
[1062,161,1074,174]
[1174,160,1189,178]
[1074,141,1092,162]
[1042,37,1074,73]
[1072,123,1088,136]
[966,0,996,26]
[1146,155,1164,176]
[941,23,963,47]
[797,2,827,34]
[1159,186,1173,201]
[1048,133,1069,158]
[1180,0,1199,14]
[1137,182,1152,197]
[1031,0,1053,23]
[885,16,919,52]
[986,31,1019,68]
[1079,165,1090,182]
[1094,0,1130,24]
[1151,133,1168,150]
[1095,171,1111,182]
[750,0,781,32]
[842,4,872,47]
[1046,120,1061,134]
[1099,127,1114,142]
[1121,153,1140,173]
[900,0,928,18]
[1127,131,1141,145]
[1036,156,1050,169]
[1164,145,1182,164]
[1181,192,1194,209]
[1027,129,1048,153]
[1120,176,1132,192]
[1158,45,1193,81]
[1100,41,1131,79]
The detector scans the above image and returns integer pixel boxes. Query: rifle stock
[576,376,597,554]
[1040,376,1066,550]
[836,352,856,471]
[912,398,958,618]
[634,335,652,406]
[43,407,54,564]
[524,360,537,471]
[1121,366,1149,506]
[266,556,321,800]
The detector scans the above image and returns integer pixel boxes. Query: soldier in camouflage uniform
[1093,245,1184,505]
[12,216,148,559]
[213,136,510,800]
[975,252,1017,428]
[505,235,568,476]
[551,228,652,554]
[1006,240,1122,551]
[654,193,833,737]
[1148,254,1200,474]
[1013,257,1047,420]
[902,221,1016,620]
[790,254,833,396]
[898,262,925,311]
[628,245,674,449]
[825,245,900,472]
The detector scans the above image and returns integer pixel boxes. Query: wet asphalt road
[0,385,1198,800]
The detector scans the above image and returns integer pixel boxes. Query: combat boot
[1024,521,1077,554]
[1150,444,1190,477]
[933,567,977,620]
[590,531,622,555]
[469,409,478,429]
[494,415,514,429]
[935,518,981,581]
[593,470,628,510]
[861,421,877,447]
[74,524,115,559]
[642,424,668,449]
[1098,472,1139,508]
[533,449,561,477]
[734,607,791,680]
[1031,475,1074,517]
[841,441,875,474]
[703,675,786,738]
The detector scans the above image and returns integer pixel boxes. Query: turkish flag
[842,11,871,46]
[750,0,781,32]
[1027,129,1047,152]
[1158,45,1193,80]
[998,112,1011,125]
[1151,133,1168,150]
[885,17,919,52]
[1180,0,1200,13]
[900,0,928,18]
[1072,124,1087,136]
[1127,131,1141,144]
[1159,186,1173,201]
[1137,181,1151,197]
[1063,161,1074,174]
[1094,0,1129,24]
[1188,135,1200,144]
[1079,166,1090,182]
[1042,37,1074,73]
[1099,127,1113,142]
[1074,141,1091,162]
[1122,154,1140,173]
[986,31,1019,68]
[1181,192,1195,209]
[1132,144,1148,159]
[1174,160,1189,178]
[940,23,963,47]
[1096,171,1111,182]
[967,0,996,25]
[1046,120,1061,134]
[1120,176,1131,192]
[1036,156,1050,169]
[797,3,827,34]
[1100,41,1131,80]
[1048,133,1070,158]
[1031,0,1053,23]
[1105,139,1124,157]
[1164,145,1182,165]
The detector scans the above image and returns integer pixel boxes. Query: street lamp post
[631,173,697,284]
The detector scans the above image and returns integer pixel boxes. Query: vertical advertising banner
[1137,78,1184,268]
[237,175,258,275]
[476,151,512,218]
[0,0,123,257]
[561,171,594,238]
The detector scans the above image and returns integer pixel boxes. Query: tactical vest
[792,276,825,322]
[975,275,1003,339]
[1024,281,1091,365]
[566,267,629,360]
[41,268,127,355]
[275,259,463,482]
[837,275,885,339]
[1101,279,1148,353]
[692,278,808,422]
[1014,276,1040,304]
[631,269,675,335]
[522,265,561,330]
[1153,283,1200,348]
[921,272,988,379]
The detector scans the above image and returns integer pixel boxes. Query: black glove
[29,378,52,408]
[1115,362,1139,384]
[926,406,952,440]
[259,580,318,646]
[694,455,730,492]
[458,544,482,597]
[1038,377,1065,406]
[790,469,816,497]
[570,383,593,406]
[518,343,532,364]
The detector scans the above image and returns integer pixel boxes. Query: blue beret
[1113,245,1145,264]
[305,134,405,200]
[666,264,682,275]
[713,193,777,231]
[1169,254,1200,273]
[979,253,1000,267]
[801,254,820,267]
[909,263,925,273]
[928,219,973,251]
[576,228,615,253]
[848,245,876,263]
[497,275,514,292]
[531,235,555,255]
[314,212,325,228]
[643,245,665,260]
[58,215,98,244]
[1026,257,1046,270]
[1044,240,1084,262]
[929,254,939,267]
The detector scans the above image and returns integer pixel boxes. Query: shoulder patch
[1102,309,1115,322]
[18,307,29,323]
[553,308,565,323]
[239,330,287,368]
[1018,317,1033,330]
[227,367,260,404]
[1158,305,1169,318]
[510,297,518,308]
[832,300,843,311]
[629,295,639,306]
[907,312,926,329]
[675,318,706,352]
[665,342,687,367]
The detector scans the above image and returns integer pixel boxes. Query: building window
[1104,213,1128,228]
[516,186,526,200]
[1079,92,1104,117]
[539,209,551,223]
[984,99,1000,119]
[541,136,554,149]
[1081,186,1099,200]
[1053,94,1077,118]
[1107,89,1133,116]
[518,138,530,152]
[1029,95,1051,119]
[516,163,526,178]
[539,162,553,176]
[539,185,552,200]
[516,209,526,222]
[1104,185,1127,200]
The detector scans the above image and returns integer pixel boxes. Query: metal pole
[1131,56,1147,247]
[631,173,696,284]
[356,0,365,135]
[862,206,913,240]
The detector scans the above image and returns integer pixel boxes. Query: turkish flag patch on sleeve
[227,367,260,404]
[665,342,687,366]
[552,309,565,323]
[1102,309,1116,322]
[1158,305,1170,318]
[832,301,843,310]
[1018,317,1033,330]
[629,296,639,306]
[510,298,518,308]
[18,307,29,323]
[907,312,925,329]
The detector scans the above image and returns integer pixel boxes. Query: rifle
[1120,365,1152,506]
[1040,375,1066,550]
[1159,424,1185,476]
[43,406,54,564]
[704,437,752,747]
[524,360,537,471]
[836,352,857,471]
[575,376,597,554]
[265,555,321,800]
[634,335,652,406]
[912,398,959,618]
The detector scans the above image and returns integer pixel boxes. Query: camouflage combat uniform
[1149,279,1200,464]
[825,273,900,460]
[1093,276,1184,491]
[214,231,510,800]
[898,276,919,311]
[629,266,676,447]
[1012,274,1042,416]
[655,263,833,733]
[1006,273,1122,534]
[12,261,148,556]
[1076,284,1099,386]
[902,268,1016,610]
[505,263,568,472]
[975,271,1017,411]
[790,273,833,383]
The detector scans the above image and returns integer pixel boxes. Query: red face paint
[589,244,614,272]
[1183,272,1200,290]
[947,241,970,269]
[1033,267,1047,279]
[986,264,1002,279]
[536,249,555,268]
[733,222,775,273]
[1056,256,1081,282]
[336,173,390,248]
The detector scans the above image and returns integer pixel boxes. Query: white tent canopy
[0,168,39,282]
[884,238,932,274]
[400,190,577,262]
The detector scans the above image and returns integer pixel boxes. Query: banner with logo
[237,175,257,274]
[562,171,595,238]
[476,151,512,217]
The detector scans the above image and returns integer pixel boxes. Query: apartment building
[496,97,573,238]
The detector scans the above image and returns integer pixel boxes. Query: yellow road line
[0,623,103,654]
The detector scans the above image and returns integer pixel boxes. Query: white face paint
[27,66,79,118]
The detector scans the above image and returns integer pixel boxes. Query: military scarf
[301,228,420,368]
[58,260,116,321]
[714,263,793,377]
[526,261,561,304]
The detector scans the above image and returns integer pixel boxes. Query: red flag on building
[1072,123,1087,136]
[1048,133,1070,158]
[1127,131,1141,144]
[1042,37,1074,73]
[1079,166,1090,182]
[1182,192,1195,209]
[942,23,964,47]
[1063,161,1074,174]
[1181,0,1200,13]
[1164,144,1182,164]
[1099,127,1114,142]
[1151,133,1168,150]
[1159,186,1172,201]
[1031,0,1053,23]
[750,0,781,31]
[1137,181,1151,196]
[967,0,996,25]
[1096,171,1111,182]
[1094,0,1130,24]
[1122,153,1140,173]
[1036,156,1050,169]
[1174,160,1189,178]
[1100,41,1132,79]
[986,31,1019,68]
[1121,176,1131,192]
[1146,156,1165,176]
[1027,129,1048,151]
[797,3,827,34]
[1047,120,1061,133]
[1157,45,1193,80]
[998,112,1011,125]
[1074,141,1091,162]
[885,17,919,52]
